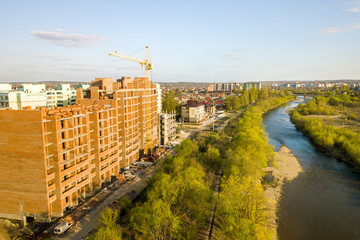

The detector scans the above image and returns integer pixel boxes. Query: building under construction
[0,77,158,223]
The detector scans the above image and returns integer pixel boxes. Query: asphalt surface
[53,153,168,240]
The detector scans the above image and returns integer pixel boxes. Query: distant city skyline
[0,0,360,83]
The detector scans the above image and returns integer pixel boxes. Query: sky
[0,0,359,83]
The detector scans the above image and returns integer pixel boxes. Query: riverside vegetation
[291,93,360,168]
[87,89,295,240]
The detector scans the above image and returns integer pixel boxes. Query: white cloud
[344,7,360,12]
[29,30,105,47]
[343,1,360,12]
[36,54,73,61]
[318,22,360,35]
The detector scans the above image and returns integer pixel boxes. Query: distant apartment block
[0,83,47,110]
[208,82,242,92]
[160,112,176,145]
[243,82,261,91]
[46,83,76,108]
[0,77,159,224]
[181,101,205,123]
[76,83,90,90]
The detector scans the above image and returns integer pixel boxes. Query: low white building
[181,101,205,123]
[0,91,47,110]
[0,84,12,91]
[46,83,76,108]
[17,83,46,93]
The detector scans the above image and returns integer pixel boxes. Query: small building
[181,101,205,123]
[160,112,177,145]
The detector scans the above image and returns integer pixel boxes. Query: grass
[305,107,360,133]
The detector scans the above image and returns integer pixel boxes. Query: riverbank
[263,145,302,239]
[290,112,360,172]
[294,123,360,172]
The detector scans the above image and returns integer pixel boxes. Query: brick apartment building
[0,77,158,223]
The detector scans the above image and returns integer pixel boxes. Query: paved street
[53,152,168,240]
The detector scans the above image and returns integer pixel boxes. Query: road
[55,152,169,240]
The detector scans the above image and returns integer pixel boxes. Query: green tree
[162,90,180,113]
[87,207,121,240]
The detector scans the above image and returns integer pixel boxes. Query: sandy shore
[263,145,302,239]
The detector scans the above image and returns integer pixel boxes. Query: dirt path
[263,145,303,239]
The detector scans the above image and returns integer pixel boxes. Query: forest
[87,90,294,240]
[291,94,360,168]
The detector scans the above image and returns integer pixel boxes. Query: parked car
[54,221,72,235]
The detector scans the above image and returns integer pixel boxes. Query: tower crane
[109,46,153,80]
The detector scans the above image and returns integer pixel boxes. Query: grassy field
[305,107,360,133]
[291,94,360,168]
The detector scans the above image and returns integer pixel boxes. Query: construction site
[0,46,169,238]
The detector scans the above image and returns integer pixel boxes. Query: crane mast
[109,46,153,80]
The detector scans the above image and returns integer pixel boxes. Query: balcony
[48,194,56,204]
[48,182,56,192]
[62,184,76,194]
[47,172,55,180]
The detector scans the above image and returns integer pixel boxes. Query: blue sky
[0,0,359,83]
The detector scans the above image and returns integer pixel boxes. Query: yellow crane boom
[109,46,153,80]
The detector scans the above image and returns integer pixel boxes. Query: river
[263,98,360,240]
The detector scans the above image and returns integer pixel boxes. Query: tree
[258,88,269,100]
[87,207,122,240]
[130,199,181,240]
[162,90,180,113]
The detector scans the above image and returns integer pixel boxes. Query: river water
[263,99,360,240]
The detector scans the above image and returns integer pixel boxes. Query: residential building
[208,82,242,92]
[181,101,205,123]
[0,84,12,91]
[46,84,76,108]
[243,82,261,91]
[208,84,214,92]
[0,83,47,110]
[77,77,159,158]
[0,76,159,224]
[204,102,216,116]
[160,112,176,145]
[76,83,90,90]
[17,83,46,93]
